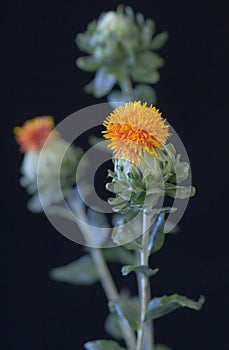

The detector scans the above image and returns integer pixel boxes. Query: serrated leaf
[49,255,99,285]
[105,313,123,340]
[84,340,126,350]
[148,213,166,254]
[145,294,205,321]
[121,265,159,277]
[150,31,169,50]
[111,298,140,331]
[93,67,116,97]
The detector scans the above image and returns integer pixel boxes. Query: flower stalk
[136,209,154,350]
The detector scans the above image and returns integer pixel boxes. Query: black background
[1,1,228,349]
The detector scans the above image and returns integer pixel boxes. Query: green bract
[106,143,195,214]
[75,6,168,104]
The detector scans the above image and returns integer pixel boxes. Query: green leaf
[142,19,155,44]
[145,294,205,321]
[148,213,166,254]
[130,51,164,84]
[75,33,93,54]
[123,238,142,250]
[168,159,190,184]
[93,67,116,97]
[103,247,136,265]
[49,255,99,285]
[106,64,127,82]
[105,313,124,340]
[84,340,126,350]
[165,184,196,199]
[76,56,101,72]
[121,265,159,277]
[112,220,139,245]
[150,31,169,50]
[134,84,157,104]
[111,297,140,331]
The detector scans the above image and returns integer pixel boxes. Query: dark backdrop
[1,1,228,349]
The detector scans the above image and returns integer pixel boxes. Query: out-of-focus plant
[14,5,204,350]
[14,116,83,212]
[75,5,168,105]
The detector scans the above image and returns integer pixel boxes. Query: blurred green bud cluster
[20,138,83,212]
[75,6,168,104]
[106,144,195,214]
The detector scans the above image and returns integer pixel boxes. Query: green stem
[136,210,154,350]
[66,204,136,350]
[120,76,133,99]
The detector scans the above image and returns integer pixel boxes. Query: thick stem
[90,248,119,300]
[136,210,154,350]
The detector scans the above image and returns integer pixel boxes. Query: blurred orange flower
[14,116,58,152]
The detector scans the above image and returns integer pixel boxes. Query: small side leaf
[150,31,169,50]
[145,294,205,321]
[121,265,159,277]
[84,340,126,350]
[49,255,99,285]
[76,56,101,72]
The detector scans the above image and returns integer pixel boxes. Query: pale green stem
[49,205,136,349]
[136,210,154,350]
[120,76,133,99]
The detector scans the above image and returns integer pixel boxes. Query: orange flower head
[14,116,58,152]
[102,101,170,163]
